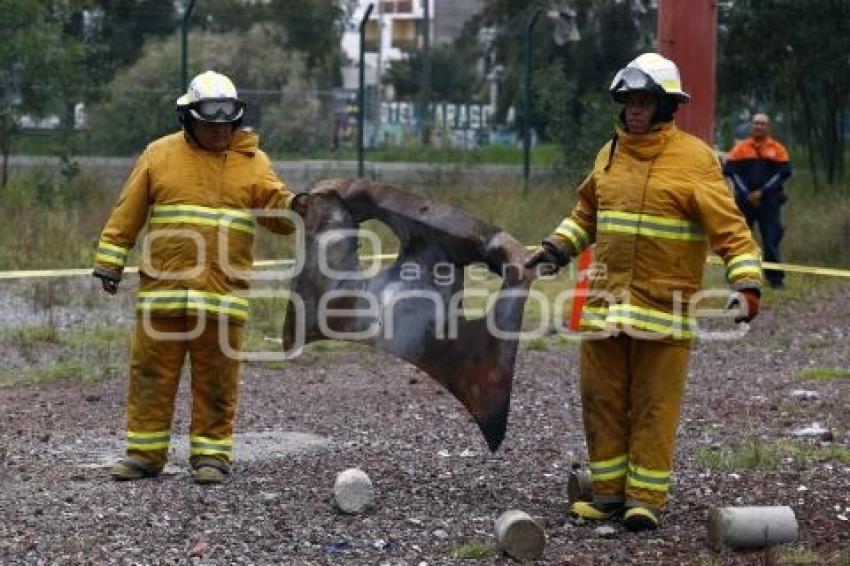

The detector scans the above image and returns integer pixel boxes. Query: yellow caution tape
[703,255,850,278]
[1,252,848,280]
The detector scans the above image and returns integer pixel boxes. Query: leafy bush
[88,24,324,155]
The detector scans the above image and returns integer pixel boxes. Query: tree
[193,0,356,79]
[88,24,323,155]
[0,0,85,186]
[86,0,177,76]
[384,45,478,103]
[719,0,850,188]
[465,0,654,163]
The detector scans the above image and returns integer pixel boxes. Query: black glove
[524,240,571,276]
[291,193,310,217]
[94,272,119,295]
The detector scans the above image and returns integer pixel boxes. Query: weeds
[452,539,499,560]
[697,438,850,472]
[796,368,850,380]
[522,337,550,351]
[697,438,780,472]
[772,545,820,565]
[0,323,131,387]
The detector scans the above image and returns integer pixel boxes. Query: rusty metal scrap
[282,179,532,451]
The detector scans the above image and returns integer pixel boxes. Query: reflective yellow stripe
[726,253,763,280]
[150,204,255,234]
[95,253,125,266]
[190,436,234,458]
[136,290,249,320]
[153,204,253,221]
[127,430,171,451]
[554,218,591,251]
[629,464,670,479]
[137,290,249,306]
[597,211,706,241]
[581,303,694,338]
[191,435,234,446]
[96,241,130,266]
[590,454,628,470]
[590,454,628,481]
[127,429,172,439]
[627,464,670,492]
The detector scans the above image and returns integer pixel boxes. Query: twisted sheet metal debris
[282,179,532,451]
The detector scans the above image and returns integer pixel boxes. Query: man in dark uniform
[724,113,792,289]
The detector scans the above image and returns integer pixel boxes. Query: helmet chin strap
[178,109,202,145]
[652,93,679,123]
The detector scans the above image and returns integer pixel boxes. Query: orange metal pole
[568,249,593,331]
[658,0,718,144]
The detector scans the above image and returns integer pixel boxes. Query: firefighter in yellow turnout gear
[94,71,307,484]
[527,54,762,531]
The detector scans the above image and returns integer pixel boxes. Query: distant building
[341,0,482,89]
[433,0,481,46]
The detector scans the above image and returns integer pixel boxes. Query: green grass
[12,129,566,165]
[3,165,849,276]
[0,323,131,387]
[452,539,500,560]
[522,337,550,351]
[1,163,849,385]
[796,367,850,380]
[773,546,821,565]
[697,438,850,472]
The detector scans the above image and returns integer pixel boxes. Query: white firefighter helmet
[176,70,245,123]
[609,53,690,104]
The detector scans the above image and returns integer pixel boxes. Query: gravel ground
[1,282,849,564]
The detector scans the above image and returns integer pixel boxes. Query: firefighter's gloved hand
[291,193,310,217]
[525,239,571,276]
[726,288,760,323]
[94,273,119,295]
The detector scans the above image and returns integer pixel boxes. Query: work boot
[111,458,160,481]
[622,505,659,532]
[570,500,624,521]
[192,457,230,485]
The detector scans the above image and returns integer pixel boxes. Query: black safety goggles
[189,98,245,122]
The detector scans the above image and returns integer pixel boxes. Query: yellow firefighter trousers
[580,335,690,511]
[124,316,244,470]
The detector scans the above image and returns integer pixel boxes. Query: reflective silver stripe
[732,173,749,194]
[726,254,762,280]
[554,219,591,251]
[597,211,705,241]
[581,303,694,338]
[762,173,782,190]
[190,436,234,459]
[136,290,249,320]
[626,464,670,492]
[96,241,130,266]
[190,441,233,453]
[150,204,255,234]
[590,455,628,481]
[126,430,171,451]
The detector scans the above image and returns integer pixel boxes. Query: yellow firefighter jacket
[550,122,762,340]
[94,129,296,324]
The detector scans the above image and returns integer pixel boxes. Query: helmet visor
[190,98,245,122]
[609,67,657,95]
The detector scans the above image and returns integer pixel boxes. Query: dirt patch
[1,283,849,563]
